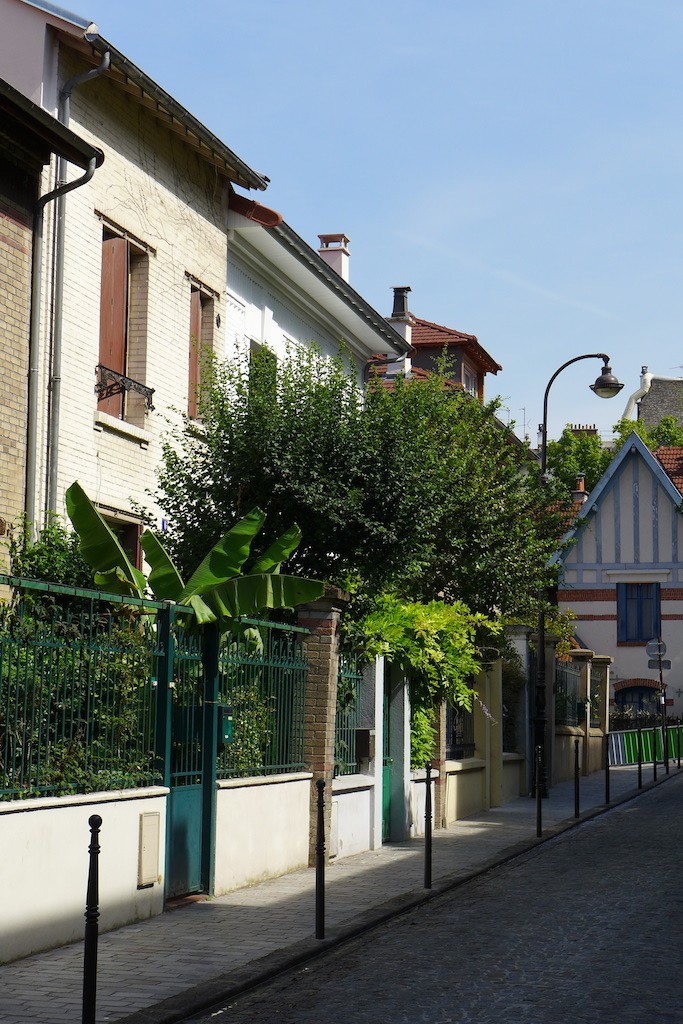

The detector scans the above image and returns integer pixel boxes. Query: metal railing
[0,579,163,800]
[335,655,364,776]
[555,660,581,726]
[0,576,313,798]
[217,619,309,778]
[445,703,475,759]
[609,726,683,766]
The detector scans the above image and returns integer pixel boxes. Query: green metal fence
[217,618,309,778]
[0,575,313,798]
[0,576,164,800]
[335,654,364,776]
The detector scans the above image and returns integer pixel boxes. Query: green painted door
[167,690,205,896]
[166,630,208,898]
[382,684,392,841]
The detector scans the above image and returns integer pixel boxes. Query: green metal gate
[156,609,220,899]
[167,624,205,897]
[382,674,392,841]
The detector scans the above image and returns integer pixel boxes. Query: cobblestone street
[189,774,683,1024]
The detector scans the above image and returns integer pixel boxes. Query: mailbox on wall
[355,728,375,762]
[218,705,234,747]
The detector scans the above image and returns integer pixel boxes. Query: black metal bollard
[574,738,580,818]
[424,761,433,890]
[637,725,642,789]
[315,779,325,940]
[653,727,658,782]
[82,814,102,1024]
[664,723,670,776]
[604,734,610,805]
[535,746,542,838]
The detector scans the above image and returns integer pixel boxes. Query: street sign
[645,638,666,658]
[648,659,671,670]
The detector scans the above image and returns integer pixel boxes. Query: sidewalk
[1,764,673,1024]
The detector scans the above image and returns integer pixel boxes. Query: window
[188,286,214,419]
[100,512,143,570]
[463,365,478,397]
[248,339,277,403]
[615,686,660,714]
[97,230,151,425]
[616,582,661,643]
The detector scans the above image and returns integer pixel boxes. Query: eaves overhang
[15,0,91,31]
[228,209,411,357]
[0,74,103,169]
[46,8,268,191]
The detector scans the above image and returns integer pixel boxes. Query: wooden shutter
[98,235,128,416]
[188,288,201,418]
[616,583,627,642]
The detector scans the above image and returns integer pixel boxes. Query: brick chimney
[317,234,350,282]
[572,474,588,505]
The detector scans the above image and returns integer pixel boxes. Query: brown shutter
[188,288,201,418]
[99,235,128,416]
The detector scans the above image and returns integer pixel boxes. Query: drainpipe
[45,50,110,518]
[27,155,99,534]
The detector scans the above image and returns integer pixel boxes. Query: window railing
[95,364,155,412]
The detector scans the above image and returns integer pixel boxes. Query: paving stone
[0,765,661,1023]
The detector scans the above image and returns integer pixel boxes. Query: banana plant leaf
[140,530,217,623]
[207,573,324,627]
[140,530,185,601]
[249,524,302,575]
[65,481,146,597]
[178,507,267,603]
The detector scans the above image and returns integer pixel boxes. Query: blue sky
[82,0,683,441]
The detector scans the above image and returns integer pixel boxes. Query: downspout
[45,50,110,517]
[27,155,99,534]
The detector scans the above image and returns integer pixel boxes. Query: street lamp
[534,353,623,797]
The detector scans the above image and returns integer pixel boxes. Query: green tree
[612,415,683,451]
[154,346,565,621]
[545,427,613,494]
[546,416,683,500]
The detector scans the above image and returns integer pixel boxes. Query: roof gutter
[86,36,268,192]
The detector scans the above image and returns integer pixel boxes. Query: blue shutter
[652,583,661,639]
[616,583,627,642]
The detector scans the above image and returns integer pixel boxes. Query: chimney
[317,234,350,282]
[391,286,411,319]
[386,286,413,352]
[572,474,588,505]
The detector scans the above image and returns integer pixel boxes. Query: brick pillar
[298,585,349,865]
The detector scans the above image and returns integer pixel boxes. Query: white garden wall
[214,773,311,894]
[330,774,375,858]
[0,787,167,964]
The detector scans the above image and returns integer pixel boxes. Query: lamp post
[534,354,623,797]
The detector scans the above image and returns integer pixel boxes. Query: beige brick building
[0,77,100,566]
[0,0,408,562]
